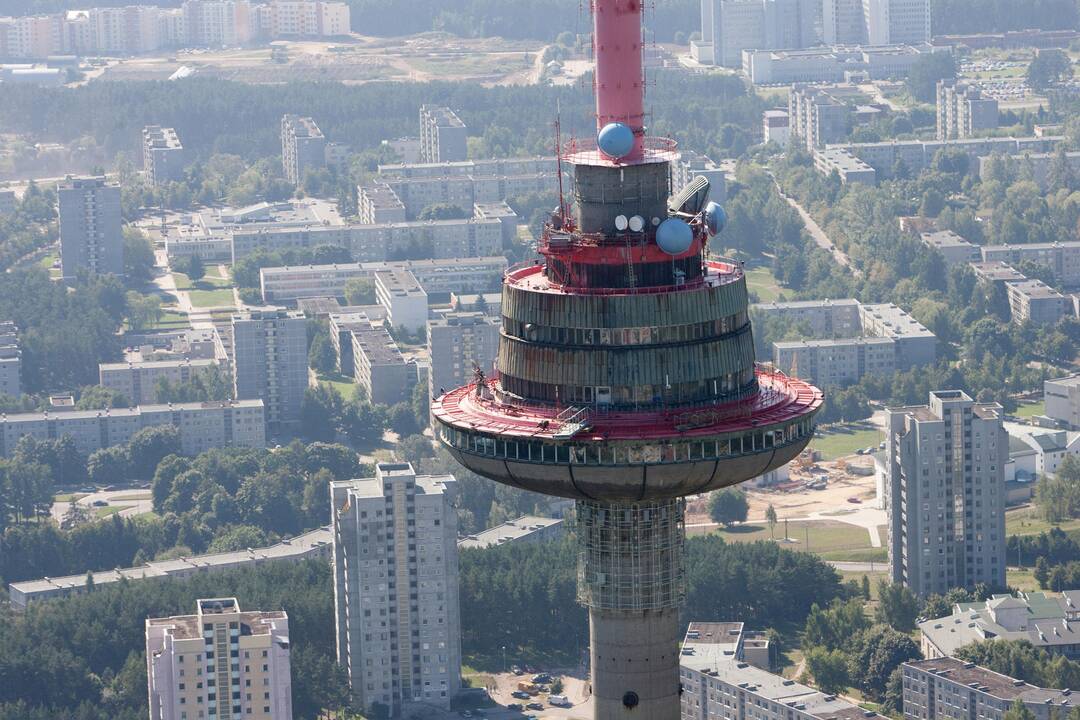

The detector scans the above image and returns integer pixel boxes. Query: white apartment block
[694,0,820,68]
[981,241,1080,287]
[822,0,866,43]
[329,311,378,377]
[937,80,999,141]
[57,176,123,278]
[0,321,22,398]
[1006,280,1070,326]
[903,657,1077,720]
[143,126,186,185]
[231,308,307,431]
[673,151,728,203]
[280,114,326,186]
[332,463,462,716]
[863,0,930,45]
[1046,375,1080,430]
[753,299,862,337]
[774,336,896,387]
[374,269,428,334]
[680,621,868,720]
[146,598,292,720]
[10,525,331,609]
[919,230,979,267]
[885,390,1007,597]
[0,399,265,457]
[419,105,468,164]
[351,326,411,406]
[99,357,219,405]
[259,257,507,303]
[427,312,500,404]
[359,184,407,225]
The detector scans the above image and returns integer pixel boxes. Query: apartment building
[374,269,428,333]
[280,114,326,186]
[458,516,565,550]
[1046,375,1080,430]
[763,110,791,146]
[903,657,1077,720]
[789,86,851,151]
[351,326,411,406]
[859,303,938,368]
[744,43,941,85]
[231,308,307,431]
[419,105,468,164]
[885,390,1007,597]
[672,151,728,202]
[864,0,931,45]
[328,311,377,376]
[358,184,407,225]
[269,0,349,37]
[0,322,22,398]
[0,399,265,457]
[1006,280,1070,326]
[937,80,999,141]
[57,176,123,278]
[774,336,896,387]
[331,463,462,716]
[693,0,820,68]
[258,256,507,302]
[919,591,1080,659]
[970,261,1026,287]
[753,299,862,337]
[427,312,499,403]
[981,241,1080,287]
[822,0,866,43]
[10,525,331,609]
[143,125,185,185]
[920,230,980,266]
[99,357,219,405]
[146,598,292,720]
[680,621,868,720]
[814,147,878,184]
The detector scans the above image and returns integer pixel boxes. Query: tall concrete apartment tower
[431,2,823,718]
[694,0,820,67]
[936,80,1000,140]
[863,0,931,45]
[885,390,1007,597]
[57,176,123,279]
[426,311,500,414]
[146,598,292,720]
[143,125,186,185]
[419,105,468,164]
[822,0,867,43]
[280,114,327,186]
[231,308,307,433]
[331,463,462,717]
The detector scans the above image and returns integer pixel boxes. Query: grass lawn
[112,493,150,502]
[818,546,888,563]
[188,288,236,308]
[812,423,883,460]
[124,309,190,331]
[1008,567,1040,592]
[53,493,87,503]
[691,520,875,558]
[1015,400,1045,418]
[744,266,785,303]
[837,570,890,598]
[39,252,58,270]
[1005,505,1080,537]
[318,373,357,400]
[93,506,121,518]
[172,272,232,291]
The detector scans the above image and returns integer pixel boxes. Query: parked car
[526,702,545,711]
[92,500,108,507]
[459,711,473,718]
[511,691,531,700]
[532,673,553,684]
[511,665,523,676]
[506,704,523,711]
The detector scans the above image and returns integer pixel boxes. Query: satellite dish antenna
[629,215,645,232]
[651,217,661,226]
[615,215,629,231]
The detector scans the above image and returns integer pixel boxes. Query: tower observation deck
[432,2,822,718]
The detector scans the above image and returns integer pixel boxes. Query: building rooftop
[352,326,406,365]
[144,125,183,150]
[970,261,1027,283]
[458,515,564,549]
[774,337,894,350]
[0,399,263,423]
[374,268,426,296]
[905,657,1076,705]
[754,298,860,311]
[146,598,286,639]
[920,592,1080,656]
[1008,279,1066,300]
[860,303,936,339]
[285,115,323,138]
[359,184,406,209]
[921,230,976,250]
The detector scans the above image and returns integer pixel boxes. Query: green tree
[181,254,206,282]
[803,598,869,651]
[125,291,162,331]
[861,575,871,601]
[344,277,376,305]
[805,647,849,695]
[907,52,956,102]
[708,488,749,527]
[1006,699,1037,720]
[418,203,468,220]
[1027,49,1072,91]
[129,425,182,478]
[1035,556,1051,589]
[122,227,156,282]
[765,504,778,538]
[309,331,336,375]
[88,446,132,486]
[76,385,130,410]
[875,580,920,632]
[847,625,920,699]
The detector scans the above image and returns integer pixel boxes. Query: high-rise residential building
[0,322,22,398]
[419,105,468,164]
[885,390,1007,597]
[822,0,866,43]
[789,85,851,151]
[693,0,820,67]
[331,462,462,717]
[427,312,499,404]
[143,126,186,185]
[280,114,327,186]
[57,176,123,279]
[269,0,350,37]
[863,0,931,45]
[231,307,307,431]
[146,597,292,720]
[182,0,255,47]
[937,80,999,140]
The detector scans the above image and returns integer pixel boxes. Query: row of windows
[439,416,815,466]
[502,312,748,348]
[499,368,757,409]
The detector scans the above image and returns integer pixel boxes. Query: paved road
[768,173,860,277]
[828,560,887,573]
[687,506,886,548]
[51,488,153,525]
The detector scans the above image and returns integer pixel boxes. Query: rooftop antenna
[555,100,568,223]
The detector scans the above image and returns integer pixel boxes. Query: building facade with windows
[57,176,123,278]
[231,308,306,431]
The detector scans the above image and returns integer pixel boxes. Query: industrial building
[57,176,123,279]
[8,525,332,609]
[681,621,865,720]
[885,391,1007,597]
[258,256,507,303]
[331,463,462,716]
[937,80,999,141]
[142,125,185,185]
[419,105,468,164]
[146,598,293,720]
[919,591,1080,660]
[281,114,327,186]
[427,312,500,408]
[231,308,307,431]
[0,399,265,457]
[431,3,823,718]
[903,656,1078,720]
[458,516,565,550]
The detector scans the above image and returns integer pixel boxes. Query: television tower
[432,2,823,718]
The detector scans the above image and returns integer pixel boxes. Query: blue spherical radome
[597,122,635,159]
[704,202,727,235]
[656,218,694,255]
